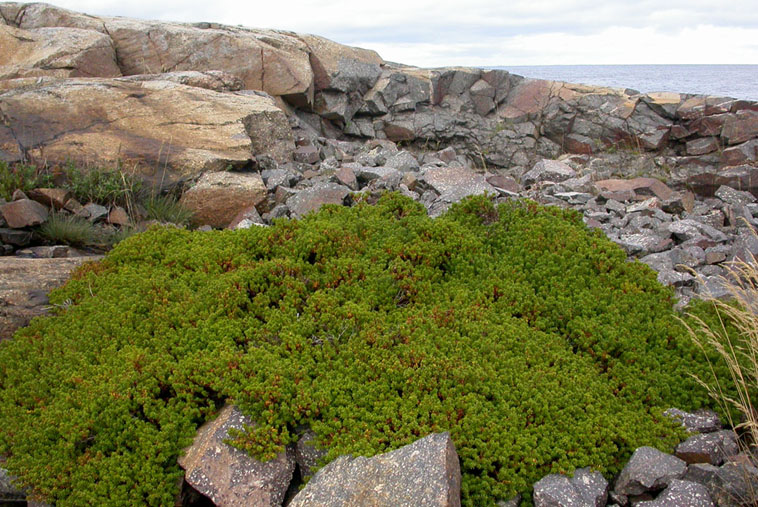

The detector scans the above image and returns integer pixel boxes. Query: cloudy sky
[51,0,758,67]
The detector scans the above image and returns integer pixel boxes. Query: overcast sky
[51,0,758,67]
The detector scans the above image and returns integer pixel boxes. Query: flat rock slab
[595,177,675,201]
[289,432,461,507]
[421,166,497,203]
[0,255,101,340]
[0,78,294,177]
[286,182,352,218]
[178,404,295,507]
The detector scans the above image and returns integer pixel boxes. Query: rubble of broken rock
[173,135,757,308]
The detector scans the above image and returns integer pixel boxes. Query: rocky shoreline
[1,2,758,506]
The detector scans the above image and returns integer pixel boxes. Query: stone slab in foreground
[178,404,295,507]
[289,432,461,507]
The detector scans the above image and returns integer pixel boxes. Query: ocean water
[497,65,758,101]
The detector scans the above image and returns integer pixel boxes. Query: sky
[49,0,758,67]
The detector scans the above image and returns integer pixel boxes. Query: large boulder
[0,24,120,79]
[289,432,461,507]
[0,78,294,176]
[178,404,295,507]
[180,171,267,228]
[298,33,382,94]
[103,18,314,104]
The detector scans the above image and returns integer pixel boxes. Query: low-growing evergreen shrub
[0,193,725,505]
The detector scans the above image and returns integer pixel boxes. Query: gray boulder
[522,159,576,187]
[675,431,740,466]
[289,432,461,507]
[664,408,722,434]
[420,166,497,203]
[533,468,608,507]
[613,446,687,496]
[286,182,352,218]
[635,479,714,507]
[706,462,758,507]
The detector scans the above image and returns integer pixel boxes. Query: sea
[496,65,758,101]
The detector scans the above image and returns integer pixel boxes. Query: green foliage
[143,194,193,226]
[0,162,54,201]
[63,163,142,207]
[0,193,722,505]
[38,212,97,246]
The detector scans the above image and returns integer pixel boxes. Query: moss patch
[0,193,718,505]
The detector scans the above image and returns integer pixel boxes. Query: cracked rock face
[178,405,296,507]
[0,78,294,176]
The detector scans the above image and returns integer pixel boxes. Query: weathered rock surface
[178,404,295,507]
[0,255,100,340]
[0,79,294,175]
[705,462,758,507]
[0,198,48,228]
[613,446,687,496]
[289,432,461,507]
[664,408,722,434]
[285,182,352,218]
[180,171,267,228]
[533,468,608,507]
[675,430,740,465]
[636,479,714,507]
[0,24,120,79]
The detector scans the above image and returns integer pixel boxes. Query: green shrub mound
[0,194,716,505]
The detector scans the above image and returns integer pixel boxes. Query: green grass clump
[38,212,97,246]
[0,193,724,505]
[143,194,194,226]
[0,161,54,201]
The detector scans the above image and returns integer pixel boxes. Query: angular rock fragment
[289,432,461,507]
[533,468,608,507]
[675,431,740,466]
[286,182,352,218]
[420,166,497,203]
[521,159,576,187]
[706,462,758,507]
[635,479,714,507]
[178,405,295,507]
[180,172,267,228]
[0,199,48,228]
[613,446,687,496]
